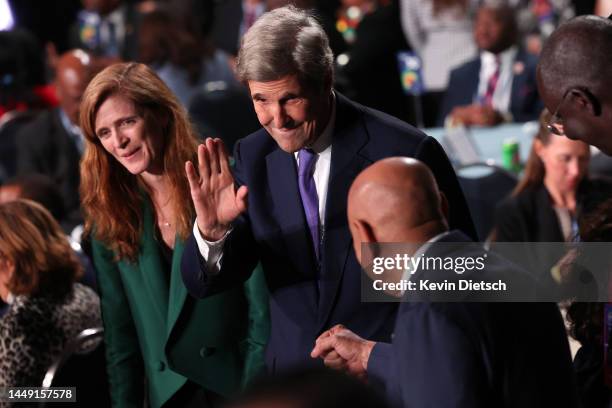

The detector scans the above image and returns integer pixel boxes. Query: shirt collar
[58,108,81,137]
[401,230,452,284]
[481,45,518,67]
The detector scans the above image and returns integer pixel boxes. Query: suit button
[200,347,215,358]
[157,361,166,371]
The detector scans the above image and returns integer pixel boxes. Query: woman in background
[79,62,268,407]
[493,109,590,243]
[0,199,101,387]
[492,109,591,282]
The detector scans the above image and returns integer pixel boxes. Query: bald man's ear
[354,219,376,244]
[568,88,601,116]
[439,191,449,221]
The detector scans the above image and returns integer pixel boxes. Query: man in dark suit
[537,16,612,155]
[181,6,476,373]
[438,3,542,126]
[16,50,93,232]
[312,157,579,407]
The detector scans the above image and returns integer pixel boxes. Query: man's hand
[311,324,376,380]
[185,138,248,241]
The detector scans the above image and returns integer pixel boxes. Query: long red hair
[79,62,198,261]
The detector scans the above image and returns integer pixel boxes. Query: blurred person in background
[138,7,239,108]
[509,0,575,55]
[0,29,57,118]
[69,0,144,63]
[493,109,590,243]
[491,109,591,285]
[400,0,479,127]
[16,49,94,232]
[0,174,98,291]
[79,62,268,407]
[0,199,101,388]
[438,2,542,126]
[332,0,413,123]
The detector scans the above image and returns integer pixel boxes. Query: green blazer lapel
[138,200,170,320]
[166,237,187,339]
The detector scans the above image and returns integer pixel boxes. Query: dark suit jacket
[368,230,579,408]
[437,49,542,126]
[16,108,82,230]
[181,93,476,372]
[492,184,571,283]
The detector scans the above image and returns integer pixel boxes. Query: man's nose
[568,159,580,178]
[271,103,288,129]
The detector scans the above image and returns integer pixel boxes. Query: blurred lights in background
[0,0,14,31]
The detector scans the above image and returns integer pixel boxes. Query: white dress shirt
[194,93,337,272]
[476,46,518,114]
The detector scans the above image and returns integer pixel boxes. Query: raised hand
[185,138,248,241]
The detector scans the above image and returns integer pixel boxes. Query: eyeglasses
[546,89,572,136]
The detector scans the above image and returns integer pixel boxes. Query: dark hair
[0,199,82,298]
[138,8,213,85]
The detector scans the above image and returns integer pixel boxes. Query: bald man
[537,16,612,155]
[16,49,93,232]
[312,158,578,408]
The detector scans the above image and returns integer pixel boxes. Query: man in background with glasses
[537,15,612,155]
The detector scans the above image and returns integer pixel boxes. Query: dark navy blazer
[437,49,543,126]
[368,230,579,408]
[182,93,477,372]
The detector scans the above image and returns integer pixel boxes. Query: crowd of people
[1,0,612,407]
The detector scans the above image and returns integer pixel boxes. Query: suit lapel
[138,200,170,321]
[468,59,482,103]
[317,94,371,328]
[266,149,319,281]
[166,238,188,339]
[510,51,528,114]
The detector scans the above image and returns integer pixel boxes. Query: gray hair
[236,5,334,95]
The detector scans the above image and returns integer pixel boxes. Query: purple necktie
[298,148,320,260]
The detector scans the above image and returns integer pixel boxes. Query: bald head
[537,16,612,154]
[539,16,612,100]
[55,50,92,125]
[348,158,448,261]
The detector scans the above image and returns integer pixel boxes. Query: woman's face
[94,94,166,177]
[536,134,590,195]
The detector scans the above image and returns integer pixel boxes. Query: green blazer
[92,201,269,408]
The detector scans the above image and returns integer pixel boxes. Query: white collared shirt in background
[476,46,519,114]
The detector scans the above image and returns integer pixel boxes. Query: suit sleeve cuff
[192,220,231,274]
[367,342,392,388]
